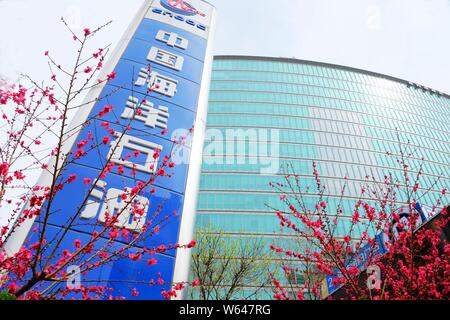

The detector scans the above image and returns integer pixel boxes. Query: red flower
[186,240,196,248]
[0,162,9,176]
[14,170,25,180]
[152,149,161,160]
[83,28,91,36]
[8,283,18,294]
[352,210,360,224]
[174,283,185,291]
[106,72,116,81]
[98,105,113,117]
[348,266,359,276]
[129,252,142,261]
[147,258,157,266]
[84,66,93,74]
[109,228,119,239]
[157,167,165,176]
[68,174,77,183]
[192,278,200,287]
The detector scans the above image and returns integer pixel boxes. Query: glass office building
[192,56,450,298]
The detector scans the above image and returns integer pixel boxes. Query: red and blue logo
[160,0,205,17]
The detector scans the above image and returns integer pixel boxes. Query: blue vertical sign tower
[6,0,216,300]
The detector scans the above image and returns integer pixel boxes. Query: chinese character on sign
[99,187,149,231]
[108,132,162,174]
[135,68,178,97]
[80,180,107,220]
[80,180,149,231]
[121,96,169,129]
[155,30,189,50]
[147,46,184,71]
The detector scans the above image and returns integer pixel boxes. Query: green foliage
[189,227,272,300]
[0,291,17,300]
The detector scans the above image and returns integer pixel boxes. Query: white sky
[1,0,450,94]
[0,0,449,224]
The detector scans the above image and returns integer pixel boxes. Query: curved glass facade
[192,56,450,298]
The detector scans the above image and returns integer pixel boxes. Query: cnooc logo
[160,0,205,17]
